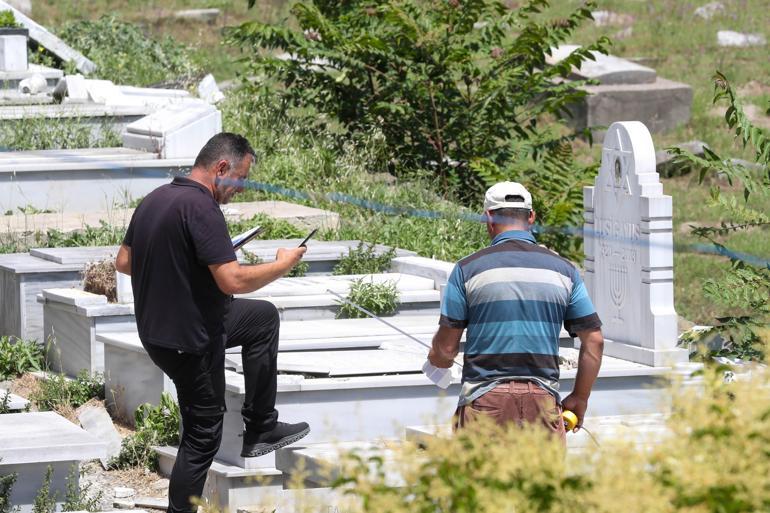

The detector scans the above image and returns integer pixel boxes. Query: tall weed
[0,336,43,379]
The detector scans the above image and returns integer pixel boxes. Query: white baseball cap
[483,181,533,211]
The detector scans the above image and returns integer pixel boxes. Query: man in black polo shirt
[115,133,309,513]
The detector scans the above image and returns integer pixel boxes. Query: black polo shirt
[124,177,237,354]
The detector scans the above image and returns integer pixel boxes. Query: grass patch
[0,117,120,152]
[667,174,770,324]
[337,278,399,319]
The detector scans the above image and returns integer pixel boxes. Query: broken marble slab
[546,44,656,85]
[0,1,96,74]
[0,389,29,411]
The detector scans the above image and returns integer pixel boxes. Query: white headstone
[583,121,687,366]
[0,28,28,72]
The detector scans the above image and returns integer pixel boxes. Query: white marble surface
[42,288,107,306]
[31,246,118,265]
[547,45,657,84]
[583,121,687,366]
[243,273,436,298]
[0,388,29,410]
[276,348,428,376]
[0,411,106,464]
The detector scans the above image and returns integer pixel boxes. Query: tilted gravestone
[583,121,688,366]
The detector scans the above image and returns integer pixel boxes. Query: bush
[324,365,770,513]
[337,278,399,318]
[110,392,180,471]
[0,10,20,28]
[671,72,770,361]
[0,469,16,513]
[31,371,104,413]
[62,465,101,512]
[228,0,606,258]
[57,16,201,87]
[333,242,396,276]
[0,336,43,380]
[32,466,56,513]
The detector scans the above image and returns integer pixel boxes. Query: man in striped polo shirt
[428,181,604,440]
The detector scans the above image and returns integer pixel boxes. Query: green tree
[229,0,609,257]
[672,72,770,360]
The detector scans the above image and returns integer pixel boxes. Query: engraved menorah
[609,263,628,322]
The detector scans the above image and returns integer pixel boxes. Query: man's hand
[275,246,307,273]
[209,246,306,295]
[428,347,454,368]
[561,393,588,432]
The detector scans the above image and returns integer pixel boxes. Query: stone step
[0,412,106,513]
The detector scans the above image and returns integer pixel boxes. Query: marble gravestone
[583,121,688,366]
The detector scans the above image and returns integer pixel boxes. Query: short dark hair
[193,132,256,170]
[489,207,530,225]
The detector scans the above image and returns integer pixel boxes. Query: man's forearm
[572,330,604,399]
[230,261,291,294]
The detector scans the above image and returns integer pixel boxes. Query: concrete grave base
[0,412,106,513]
[157,446,350,513]
[41,288,135,375]
[99,333,177,425]
[572,78,693,136]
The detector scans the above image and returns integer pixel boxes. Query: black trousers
[143,298,280,513]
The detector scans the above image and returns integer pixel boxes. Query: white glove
[422,360,452,389]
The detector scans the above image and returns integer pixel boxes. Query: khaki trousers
[454,381,566,445]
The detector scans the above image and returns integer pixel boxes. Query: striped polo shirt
[440,229,601,406]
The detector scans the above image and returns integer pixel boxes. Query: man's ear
[216,159,229,176]
[529,209,536,226]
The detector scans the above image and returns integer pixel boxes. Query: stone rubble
[694,2,725,20]
[717,30,767,47]
[591,10,635,27]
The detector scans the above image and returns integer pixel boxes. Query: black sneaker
[240,421,310,458]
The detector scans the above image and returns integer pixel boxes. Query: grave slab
[97,332,176,425]
[40,289,135,375]
[583,121,688,366]
[547,44,656,84]
[0,148,191,214]
[0,253,83,342]
[0,411,106,513]
[574,78,693,135]
[122,102,222,159]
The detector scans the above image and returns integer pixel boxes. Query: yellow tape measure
[562,410,578,431]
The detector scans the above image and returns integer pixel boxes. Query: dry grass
[10,372,41,402]
[83,258,117,302]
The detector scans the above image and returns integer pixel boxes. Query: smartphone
[232,225,263,251]
[298,228,318,248]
